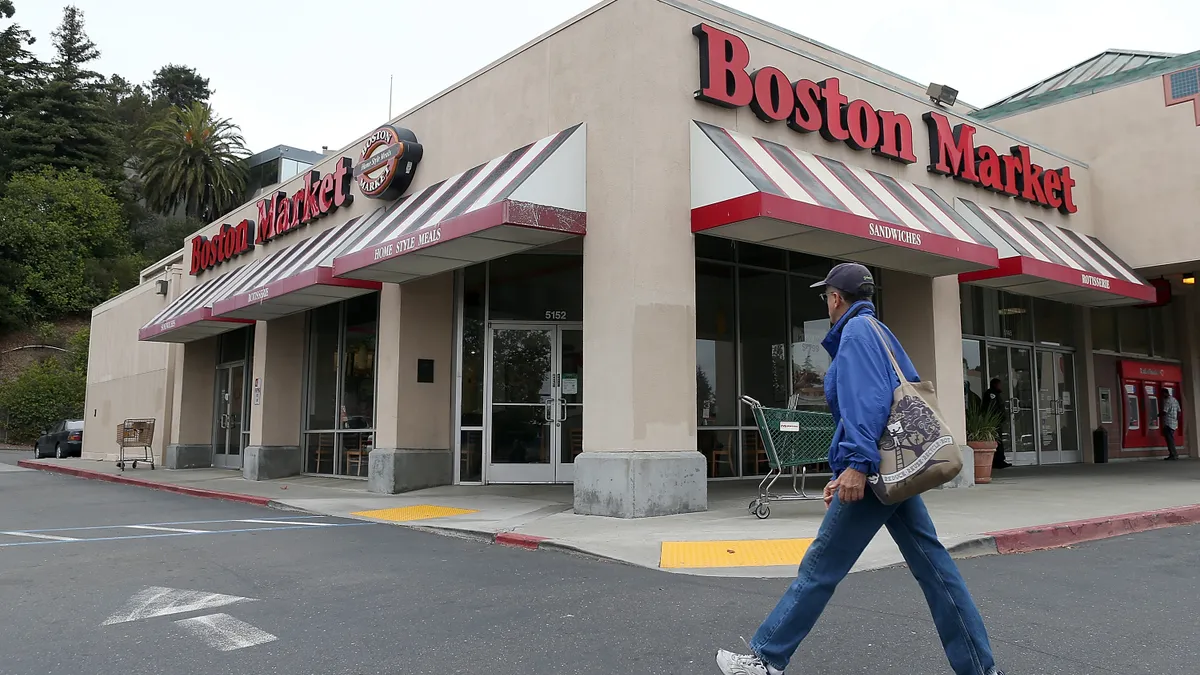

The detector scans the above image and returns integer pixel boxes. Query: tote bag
[864,319,963,505]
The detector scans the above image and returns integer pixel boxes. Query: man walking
[715,263,1003,675]
[1161,389,1181,461]
[983,378,1012,469]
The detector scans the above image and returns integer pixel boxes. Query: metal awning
[210,216,380,321]
[955,198,1156,306]
[137,260,266,343]
[690,121,999,277]
[332,124,586,284]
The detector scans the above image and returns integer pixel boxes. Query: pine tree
[0,0,41,183]
[2,6,120,183]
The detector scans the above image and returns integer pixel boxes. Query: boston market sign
[692,24,1079,215]
[190,158,356,275]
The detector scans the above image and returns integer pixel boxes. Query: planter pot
[968,441,997,484]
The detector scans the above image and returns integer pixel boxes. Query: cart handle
[740,395,762,407]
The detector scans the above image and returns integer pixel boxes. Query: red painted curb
[987,503,1200,554]
[495,532,548,550]
[17,460,273,507]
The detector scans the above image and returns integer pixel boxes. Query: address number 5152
[545,310,568,320]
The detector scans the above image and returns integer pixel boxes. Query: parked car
[33,420,83,459]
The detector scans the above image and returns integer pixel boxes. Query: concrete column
[880,272,973,488]
[166,337,217,469]
[1074,307,1099,463]
[571,131,705,519]
[243,314,305,480]
[368,275,455,494]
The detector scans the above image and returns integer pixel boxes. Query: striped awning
[332,124,586,284]
[956,199,1156,306]
[137,260,266,343]
[211,216,380,321]
[690,121,999,277]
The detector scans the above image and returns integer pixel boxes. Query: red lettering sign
[189,219,256,275]
[692,23,1078,214]
[922,112,1078,214]
[692,24,917,165]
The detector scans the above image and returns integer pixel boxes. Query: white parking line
[236,519,332,526]
[125,525,207,534]
[175,613,278,651]
[1,531,78,542]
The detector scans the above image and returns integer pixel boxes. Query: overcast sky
[14,0,1197,154]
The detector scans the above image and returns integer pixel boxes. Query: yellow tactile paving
[659,538,815,569]
[350,505,479,522]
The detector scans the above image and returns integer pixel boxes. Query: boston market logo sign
[190,158,355,275]
[692,24,1079,215]
[356,124,423,201]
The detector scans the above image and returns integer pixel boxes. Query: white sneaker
[715,649,781,675]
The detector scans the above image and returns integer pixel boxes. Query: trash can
[1093,427,1109,464]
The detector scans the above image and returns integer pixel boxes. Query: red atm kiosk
[1120,361,1185,450]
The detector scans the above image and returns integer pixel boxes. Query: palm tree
[138,103,249,222]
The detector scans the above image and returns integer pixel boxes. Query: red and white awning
[955,198,1156,306]
[211,216,380,321]
[690,121,998,277]
[137,260,266,343]
[332,124,586,284]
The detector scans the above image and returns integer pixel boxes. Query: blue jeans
[750,490,997,675]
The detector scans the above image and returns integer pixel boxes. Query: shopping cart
[115,418,155,471]
[741,396,836,519]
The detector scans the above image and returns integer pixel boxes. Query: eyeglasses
[819,292,832,302]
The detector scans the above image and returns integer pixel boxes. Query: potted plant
[965,399,1004,484]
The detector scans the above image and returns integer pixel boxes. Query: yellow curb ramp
[350,505,479,522]
[660,538,814,569]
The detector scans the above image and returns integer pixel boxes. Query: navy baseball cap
[810,262,874,295]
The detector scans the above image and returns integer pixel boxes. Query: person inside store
[714,263,1003,675]
[982,378,1012,469]
[1161,389,1180,461]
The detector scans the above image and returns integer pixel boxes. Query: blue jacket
[822,301,919,476]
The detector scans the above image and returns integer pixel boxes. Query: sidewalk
[18,457,1200,577]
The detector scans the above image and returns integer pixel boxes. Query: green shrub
[0,358,86,442]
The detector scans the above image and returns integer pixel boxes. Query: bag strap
[864,317,906,383]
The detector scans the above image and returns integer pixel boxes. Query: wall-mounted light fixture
[156,279,169,295]
[1183,273,1195,285]
[926,83,959,107]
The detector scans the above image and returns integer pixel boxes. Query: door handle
[543,399,554,424]
[558,399,566,425]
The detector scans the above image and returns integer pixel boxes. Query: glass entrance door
[1035,350,1079,464]
[486,323,582,483]
[213,364,245,470]
[987,344,1037,465]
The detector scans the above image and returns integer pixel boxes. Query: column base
[937,445,976,489]
[243,445,302,481]
[572,451,707,518]
[368,448,452,494]
[166,444,212,469]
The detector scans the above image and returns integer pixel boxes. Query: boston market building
[84,0,1200,517]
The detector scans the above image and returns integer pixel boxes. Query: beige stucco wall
[249,314,304,447]
[981,76,1200,271]
[83,267,180,461]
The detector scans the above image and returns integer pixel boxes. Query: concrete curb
[985,503,1200,554]
[16,460,273,507]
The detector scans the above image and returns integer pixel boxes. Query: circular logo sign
[356,125,423,201]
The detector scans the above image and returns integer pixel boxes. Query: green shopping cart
[740,395,836,519]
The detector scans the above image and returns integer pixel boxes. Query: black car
[33,419,84,459]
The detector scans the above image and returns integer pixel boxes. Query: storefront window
[1091,307,1118,351]
[696,262,737,428]
[790,276,831,411]
[303,294,379,476]
[488,254,582,322]
[1150,305,1178,359]
[963,339,984,409]
[218,326,251,364]
[305,303,340,431]
[695,234,735,262]
[459,265,486,482]
[960,287,1033,341]
[739,242,787,270]
[1117,306,1150,354]
[960,286,986,337]
[738,267,789,430]
[1032,298,1074,346]
[996,291,1033,342]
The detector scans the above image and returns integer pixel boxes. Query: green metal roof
[973,49,1200,122]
